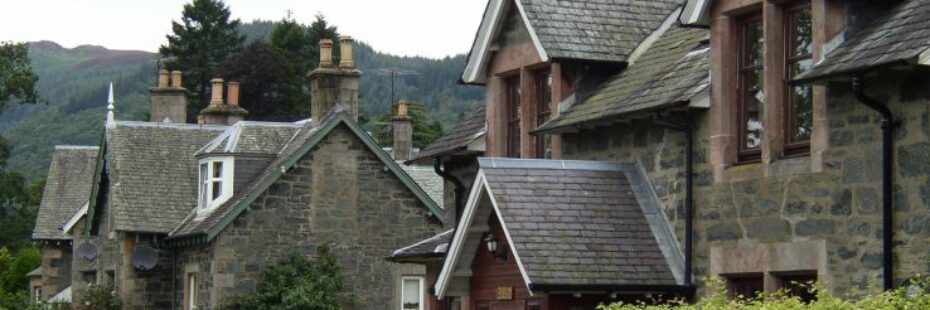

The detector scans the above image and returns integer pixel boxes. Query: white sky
[0,0,487,59]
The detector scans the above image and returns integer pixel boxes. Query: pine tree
[306,14,340,68]
[0,42,38,110]
[160,0,244,118]
[374,101,444,148]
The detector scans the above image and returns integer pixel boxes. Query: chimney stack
[309,35,361,124]
[392,100,413,161]
[149,69,188,123]
[198,78,248,125]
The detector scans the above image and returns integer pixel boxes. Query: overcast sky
[0,0,487,59]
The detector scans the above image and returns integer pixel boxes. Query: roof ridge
[478,158,630,171]
[54,145,100,150]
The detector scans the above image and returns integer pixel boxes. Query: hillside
[0,25,483,180]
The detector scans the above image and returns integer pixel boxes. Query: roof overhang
[434,171,534,299]
[462,0,549,85]
[61,202,89,235]
[679,0,711,27]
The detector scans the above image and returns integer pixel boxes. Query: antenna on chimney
[106,82,116,128]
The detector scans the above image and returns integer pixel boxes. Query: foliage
[217,41,292,120]
[160,0,245,117]
[221,245,355,309]
[0,42,39,109]
[0,246,41,309]
[598,276,930,310]
[374,101,444,148]
[77,284,121,310]
[0,136,42,249]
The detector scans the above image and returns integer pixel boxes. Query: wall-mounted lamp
[483,232,508,260]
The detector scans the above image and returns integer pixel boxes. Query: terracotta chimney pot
[339,35,355,69]
[319,39,334,68]
[210,78,224,106]
[227,82,240,107]
[170,70,183,88]
[398,100,409,117]
[157,69,169,88]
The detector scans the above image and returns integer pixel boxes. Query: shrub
[598,276,930,310]
[221,245,356,309]
[77,284,121,310]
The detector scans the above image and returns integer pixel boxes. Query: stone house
[395,0,930,309]
[34,36,450,309]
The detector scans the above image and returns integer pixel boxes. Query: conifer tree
[160,0,244,118]
[0,42,38,110]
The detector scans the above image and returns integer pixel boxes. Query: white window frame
[401,276,425,310]
[197,156,234,215]
[187,273,197,310]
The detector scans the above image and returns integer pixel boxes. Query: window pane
[790,84,813,142]
[743,20,764,67]
[536,72,552,159]
[212,181,222,201]
[199,164,207,208]
[742,68,764,150]
[402,278,421,309]
[791,9,813,57]
[213,161,223,178]
[506,77,521,158]
[727,276,764,300]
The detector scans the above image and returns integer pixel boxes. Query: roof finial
[106,82,116,127]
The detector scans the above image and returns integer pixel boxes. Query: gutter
[851,76,897,291]
[651,113,694,290]
[529,283,695,295]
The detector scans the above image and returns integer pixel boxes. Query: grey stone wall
[39,244,71,301]
[175,124,444,309]
[561,71,930,295]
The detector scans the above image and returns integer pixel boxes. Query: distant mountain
[0,22,483,181]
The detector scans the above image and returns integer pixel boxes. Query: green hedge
[598,276,930,309]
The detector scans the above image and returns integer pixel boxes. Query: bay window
[198,157,233,213]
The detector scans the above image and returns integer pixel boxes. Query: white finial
[106,82,115,127]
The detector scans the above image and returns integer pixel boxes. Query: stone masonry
[561,70,930,295]
[175,124,443,309]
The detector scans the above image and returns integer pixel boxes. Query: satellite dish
[131,245,159,271]
[77,242,98,261]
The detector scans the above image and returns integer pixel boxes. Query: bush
[221,245,356,309]
[77,284,121,310]
[598,276,930,310]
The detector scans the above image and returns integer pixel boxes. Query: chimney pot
[170,70,183,88]
[210,78,224,106]
[319,39,334,68]
[227,81,240,107]
[339,35,355,69]
[157,69,169,88]
[397,100,409,117]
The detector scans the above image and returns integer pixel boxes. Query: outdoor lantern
[484,233,498,253]
[483,232,507,260]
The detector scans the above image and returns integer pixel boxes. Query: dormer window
[198,157,234,213]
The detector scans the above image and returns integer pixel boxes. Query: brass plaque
[496,286,513,300]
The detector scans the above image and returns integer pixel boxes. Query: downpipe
[433,157,466,222]
[852,76,896,291]
[651,113,694,290]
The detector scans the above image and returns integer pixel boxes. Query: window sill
[770,155,811,178]
[722,162,764,183]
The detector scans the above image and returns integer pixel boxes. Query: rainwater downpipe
[434,157,466,226]
[651,113,694,288]
[851,76,896,291]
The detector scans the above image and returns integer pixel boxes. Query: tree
[0,42,38,110]
[217,41,290,120]
[160,0,245,119]
[306,14,340,69]
[221,245,355,309]
[374,101,444,148]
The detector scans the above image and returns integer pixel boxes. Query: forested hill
[0,21,483,181]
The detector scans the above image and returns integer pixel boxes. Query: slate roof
[26,267,42,277]
[33,146,99,240]
[196,121,302,156]
[401,165,444,207]
[408,107,486,162]
[168,109,444,241]
[520,0,681,63]
[537,27,710,133]
[479,158,677,286]
[799,0,930,81]
[391,229,453,259]
[106,122,227,233]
